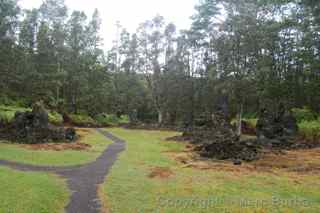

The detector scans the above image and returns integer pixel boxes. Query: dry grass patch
[22,142,91,151]
[148,166,174,179]
[168,141,320,176]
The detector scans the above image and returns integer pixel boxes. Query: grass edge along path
[0,129,126,213]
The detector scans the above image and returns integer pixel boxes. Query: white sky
[19,0,198,49]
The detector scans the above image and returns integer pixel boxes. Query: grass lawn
[100,128,320,213]
[0,129,112,166]
[0,166,69,213]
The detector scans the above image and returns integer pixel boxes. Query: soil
[148,167,174,179]
[252,148,320,174]
[22,142,91,151]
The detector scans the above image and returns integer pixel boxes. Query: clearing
[1,127,320,212]
[100,128,320,213]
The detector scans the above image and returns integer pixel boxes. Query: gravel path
[0,129,126,213]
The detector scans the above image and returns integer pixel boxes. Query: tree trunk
[237,103,243,137]
[158,110,163,125]
[56,86,59,107]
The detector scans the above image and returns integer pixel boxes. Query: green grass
[101,128,320,213]
[0,166,69,213]
[0,129,112,166]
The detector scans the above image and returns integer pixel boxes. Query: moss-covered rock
[0,105,63,125]
[3,102,76,144]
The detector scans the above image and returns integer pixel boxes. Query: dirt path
[0,129,126,213]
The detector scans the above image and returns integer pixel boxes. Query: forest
[1,0,320,212]
[1,0,320,126]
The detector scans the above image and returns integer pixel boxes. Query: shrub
[244,118,258,128]
[69,114,98,127]
[0,105,30,124]
[298,119,320,141]
[0,105,63,125]
[243,112,258,119]
[119,115,129,124]
[48,111,63,125]
[292,107,317,122]
[95,113,129,126]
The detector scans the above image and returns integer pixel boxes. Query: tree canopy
[0,0,319,125]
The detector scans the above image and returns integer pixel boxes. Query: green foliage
[299,119,320,141]
[69,114,98,127]
[243,118,258,128]
[1,0,320,125]
[0,105,30,124]
[292,107,317,122]
[0,105,63,125]
[243,112,258,119]
[95,113,129,126]
[119,115,130,124]
[48,111,63,125]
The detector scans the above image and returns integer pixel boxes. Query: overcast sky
[19,0,198,49]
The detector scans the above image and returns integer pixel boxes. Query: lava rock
[233,159,242,166]
[185,110,261,162]
[6,101,77,144]
[65,128,77,141]
[256,104,298,148]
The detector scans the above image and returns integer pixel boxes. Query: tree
[0,0,20,100]
[65,11,87,113]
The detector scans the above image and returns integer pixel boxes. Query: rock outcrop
[5,102,76,144]
[256,105,298,148]
[186,110,261,162]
